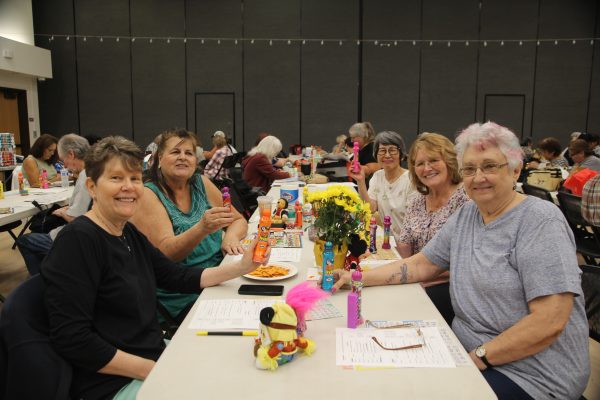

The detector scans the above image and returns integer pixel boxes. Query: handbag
[526,169,563,191]
[28,203,67,234]
[563,168,599,196]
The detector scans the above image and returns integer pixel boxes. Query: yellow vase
[313,239,348,270]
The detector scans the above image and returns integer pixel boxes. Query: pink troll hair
[285,282,329,320]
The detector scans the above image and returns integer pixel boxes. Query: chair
[212,151,246,184]
[580,264,600,342]
[557,192,600,265]
[522,183,555,203]
[0,275,73,399]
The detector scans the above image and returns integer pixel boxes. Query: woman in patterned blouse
[397,132,470,324]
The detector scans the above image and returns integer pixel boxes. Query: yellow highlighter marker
[196,331,258,336]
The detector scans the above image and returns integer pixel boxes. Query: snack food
[249,265,289,278]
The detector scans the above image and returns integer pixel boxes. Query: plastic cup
[256,196,273,214]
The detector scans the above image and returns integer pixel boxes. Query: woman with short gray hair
[348,122,379,180]
[349,131,416,238]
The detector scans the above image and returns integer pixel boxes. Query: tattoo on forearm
[384,263,410,285]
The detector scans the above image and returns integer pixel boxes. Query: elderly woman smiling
[333,122,590,399]
[131,129,248,323]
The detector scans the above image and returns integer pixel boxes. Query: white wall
[0,0,34,45]
[0,0,44,142]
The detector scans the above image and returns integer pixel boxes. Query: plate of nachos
[244,262,298,281]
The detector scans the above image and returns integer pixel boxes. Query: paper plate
[244,262,298,281]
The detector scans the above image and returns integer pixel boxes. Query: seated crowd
[2,122,598,400]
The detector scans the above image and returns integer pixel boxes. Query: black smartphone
[238,284,284,296]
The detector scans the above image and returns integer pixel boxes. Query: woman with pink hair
[333,122,589,399]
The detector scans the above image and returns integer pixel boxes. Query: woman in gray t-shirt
[333,122,590,400]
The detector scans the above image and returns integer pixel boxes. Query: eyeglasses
[377,147,400,156]
[459,162,509,177]
[414,159,443,169]
[366,320,426,351]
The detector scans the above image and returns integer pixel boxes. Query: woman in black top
[42,136,262,400]
[348,122,379,185]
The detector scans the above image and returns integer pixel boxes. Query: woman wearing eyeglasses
[333,122,589,400]
[348,131,416,239]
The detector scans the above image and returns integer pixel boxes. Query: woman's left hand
[221,238,244,255]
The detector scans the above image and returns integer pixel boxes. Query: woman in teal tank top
[131,129,248,322]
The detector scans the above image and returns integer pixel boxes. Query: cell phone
[238,284,284,296]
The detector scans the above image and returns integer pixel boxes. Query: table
[0,187,74,226]
[138,185,496,400]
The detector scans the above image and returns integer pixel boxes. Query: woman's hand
[348,165,366,182]
[331,269,353,293]
[221,237,244,255]
[238,238,270,275]
[199,206,234,235]
[52,206,69,218]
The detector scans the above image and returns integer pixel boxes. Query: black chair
[212,151,246,182]
[557,192,600,265]
[521,183,555,203]
[228,167,263,219]
[0,220,23,250]
[0,275,73,399]
[580,264,600,342]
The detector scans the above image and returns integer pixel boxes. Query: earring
[512,181,517,190]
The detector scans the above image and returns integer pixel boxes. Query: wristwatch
[475,345,494,369]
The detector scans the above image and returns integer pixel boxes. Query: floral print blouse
[398,186,470,255]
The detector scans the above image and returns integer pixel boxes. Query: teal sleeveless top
[146,174,223,318]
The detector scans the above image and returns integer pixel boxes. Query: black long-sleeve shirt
[42,216,203,400]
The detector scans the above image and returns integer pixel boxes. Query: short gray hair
[455,122,523,169]
[57,133,90,160]
[373,131,407,162]
[348,122,375,142]
[247,135,282,159]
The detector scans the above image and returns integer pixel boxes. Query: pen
[196,331,258,336]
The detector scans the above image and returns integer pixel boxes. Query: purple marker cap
[352,270,362,281]
[383,216,391,224]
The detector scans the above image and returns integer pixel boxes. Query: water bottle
[321,241,335,292]
[61,168,70,188]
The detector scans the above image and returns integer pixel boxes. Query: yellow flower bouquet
[305,185,371,248]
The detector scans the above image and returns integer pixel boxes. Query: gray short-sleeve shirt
[422,196,590,399]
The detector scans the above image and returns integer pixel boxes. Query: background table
[0,187,74,226]
[138,185,496,400]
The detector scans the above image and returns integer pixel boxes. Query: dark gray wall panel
[33,0,78,136]
[300,0,358,149]
[532,0,597,140]
[32,0,74,35]
[36,39,80,136]
[132,42,186,146]
[195,93,235,143]
[422,0,479,40]
[186,41,243,149]
[301,44,358,149]
[131,0,185,37]
[483,95,526,136]
[587,5,600,133]
[76,39,132,138]
[301,0,358,39]
[243,42,300,150]
[363,1,421,143]
[363,0,421,39]
[74,0,130,36]
[419,45,478,137]
[186,0,242,37]
[477,0,538,138]
[363,44,420,143]
[244,0,300,38]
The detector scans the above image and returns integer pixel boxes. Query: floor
[0,229,598,398]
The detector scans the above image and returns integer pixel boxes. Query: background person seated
[242,136,292,193]
[569,139,600,172]
[527,137,568,169]
[203,135,234,181]
[132,129,248,323]
[22,133,61,187]
[16,134,91,275]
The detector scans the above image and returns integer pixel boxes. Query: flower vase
[314,239,348,270]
